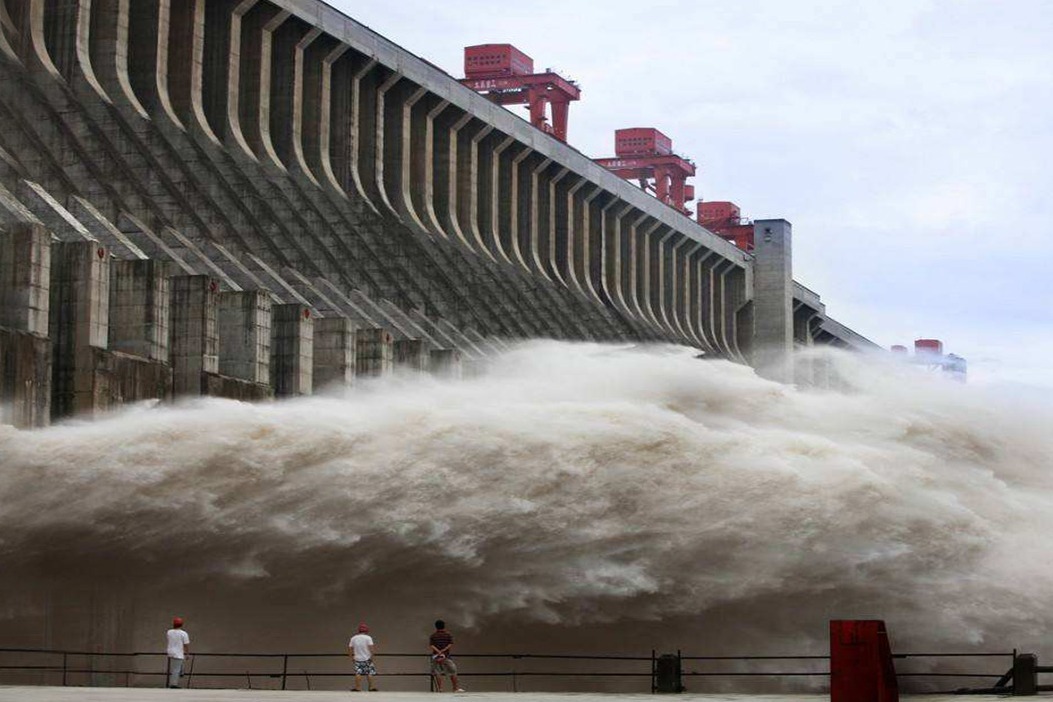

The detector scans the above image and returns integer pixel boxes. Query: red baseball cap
[357,623,369,633]
[172,617,184,627]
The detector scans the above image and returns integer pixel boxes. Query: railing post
[651,649,656,694]
[1014,653,1037,695]
[62,653,68,687]
[281,654,288,690]
[654,652,683,693]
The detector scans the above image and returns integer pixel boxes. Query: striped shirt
[429,630,453,656]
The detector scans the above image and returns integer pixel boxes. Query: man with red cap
[165,617,190,688]
[348,622,377,692]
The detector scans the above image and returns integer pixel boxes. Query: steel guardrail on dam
[0,646,1018,693]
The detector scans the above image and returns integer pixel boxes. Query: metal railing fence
[0,646,1020,693]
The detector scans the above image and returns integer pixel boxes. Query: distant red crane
[697,200,754,251]
[594,128,696,214]
[460,44,581,142]
[890,339,967,381]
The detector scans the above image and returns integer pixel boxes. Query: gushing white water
[1,342,1051,687]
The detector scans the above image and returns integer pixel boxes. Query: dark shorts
[354,659,377,676]
[431,656,457,675]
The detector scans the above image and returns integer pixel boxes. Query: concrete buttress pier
[356,328,394,377]
[313,316,356,390]
[169,276,220,397]
[0,224,52,427]
[751,219,793,383]
[394,338,430,373]
[271,304,314,396]
[0,224,50,336]
[429,348,463,379]
[49,240,110,418]
[109,259,170,362]
[218,291,272,386]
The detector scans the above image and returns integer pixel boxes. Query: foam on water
[1,341,1051,686]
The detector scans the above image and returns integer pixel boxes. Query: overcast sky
[331,0,1051,388]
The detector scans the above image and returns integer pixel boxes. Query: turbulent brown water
[1,342,1051,691]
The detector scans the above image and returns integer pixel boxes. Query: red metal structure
[890,339,967,381]
[615,127,672,156]
[460,44,581,142]
[696,201,754,251]
[830,620,899,702]
[914,338,944,355]
[595,128,696,213]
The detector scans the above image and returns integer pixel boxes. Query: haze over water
[1,342,1051,691]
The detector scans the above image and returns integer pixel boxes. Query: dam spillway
[0,0,879,427]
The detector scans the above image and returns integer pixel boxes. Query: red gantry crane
[696,200,755,252]
[594,128,696,214]
[459,44,581,142]
[891,339,967,381]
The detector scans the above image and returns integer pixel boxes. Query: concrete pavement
[0,688,1007,702]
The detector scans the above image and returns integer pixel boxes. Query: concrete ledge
[93,348,172,408]
[0,687,999,702]
[202,371,274,401]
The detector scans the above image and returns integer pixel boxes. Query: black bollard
[1014,653,1037,696]
[654,653,683,693]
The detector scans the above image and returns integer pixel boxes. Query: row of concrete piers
[0,223,462,429]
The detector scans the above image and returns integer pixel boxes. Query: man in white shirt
[165,617,191,689]
[348,622,377,692]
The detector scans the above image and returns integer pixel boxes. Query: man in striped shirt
[429,620,463,692]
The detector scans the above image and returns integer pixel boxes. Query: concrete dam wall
[0,0,875,427]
